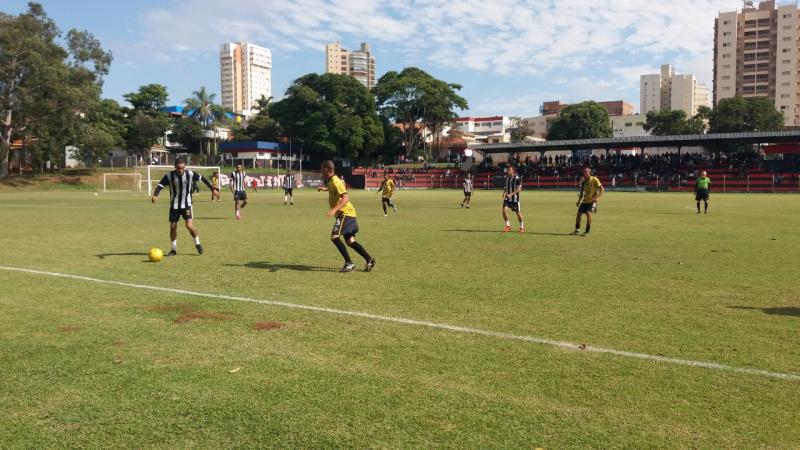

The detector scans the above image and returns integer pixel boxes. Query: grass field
[0,188,798,448]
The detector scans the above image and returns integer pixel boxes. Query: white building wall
[776,4,799,126]
[714,11,739,104]
[640,74,662,113]
[219,42,272,117]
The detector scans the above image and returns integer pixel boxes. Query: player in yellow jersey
[378,173,397,216]
[571,167,604,237]
[318,160,376,272]
[210,171,221,202]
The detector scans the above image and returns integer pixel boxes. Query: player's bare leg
[346,235,375,272]
[234,199,241,220]
[502,207,511,232]
[571,212,582,235]
[168,222,179,256]
[516,211,525,233]
[704,200,709,214]
[185,219,203,254]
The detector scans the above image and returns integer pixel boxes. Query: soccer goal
[142,165,222,195]
[102,173,143,193]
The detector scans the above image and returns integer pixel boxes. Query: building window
[784,13,793,18]
[783,48,792,53]
[783,71,792,75]
[723,53,731,58]
[781,94,791,98]
[723,20,730,25]
[723,42,731,47]
[744,20,757,27]
[783,59,792,64]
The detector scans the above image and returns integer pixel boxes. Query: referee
[695,171,711,214]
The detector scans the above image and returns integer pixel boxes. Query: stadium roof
[471,130,800,153]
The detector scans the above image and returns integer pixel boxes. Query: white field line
[1,264,798,382]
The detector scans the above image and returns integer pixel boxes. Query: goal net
[102,173,143,192]
[141,165,222,195]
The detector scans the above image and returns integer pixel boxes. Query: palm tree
[183,87,227,156]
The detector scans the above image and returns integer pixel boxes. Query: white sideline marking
[1,264,798,382]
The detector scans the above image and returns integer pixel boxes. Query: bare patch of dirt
[253,321,286,331]
[61,325,79,333]
[173,310,235,324]
[112,340,126,347]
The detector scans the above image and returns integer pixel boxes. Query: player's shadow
[728,306,800,317]
[225,261,338,273]
[96,252,148,260]
[442,229,572,237]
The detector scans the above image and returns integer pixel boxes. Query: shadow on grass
[225,261,338,273]
[96,252,148,260]
[442,229,573,237]
[729,306,800,317]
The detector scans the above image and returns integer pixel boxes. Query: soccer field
[0,188,798,448]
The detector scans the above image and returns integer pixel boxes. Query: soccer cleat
[392,205,397,213]
[696,211,701,214]
[166,250,177,257]
[195,244,204,255]
[364,258,376,272]
[235,210,241,220]
[465,205,470,209]
[290,202,294,205]
[503,226,511,232]
[460,203,464,208]
[570,230,580,236]
[519,227,525,233]
[384,214,388,217]
[339,262,355,273]
[581,232,590,237]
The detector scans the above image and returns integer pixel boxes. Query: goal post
[102,173,143,193]
[143,165,222,195]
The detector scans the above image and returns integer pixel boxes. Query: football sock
[585,224,591,233]
[349,242,372,262]
[704,202,708,212]
[519,221,524,228]
[696,202,701,213]
[505,220,510,227]
[171,240,177,251]
[575,220,581,230]
[382,203,387,214]
[194,236,200,245]
[333,238,352,264]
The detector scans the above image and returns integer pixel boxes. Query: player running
[230,164,248,220]
[211,171,221,202]
[461,174,473,208]
[151,158,218,256]
[378,173,397,216]
[502,165,525,232]
[283,172,295,205]
[695,171,711,214]
[571,167,604,237]
[318,160,376,273]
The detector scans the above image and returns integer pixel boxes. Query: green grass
[0,188,798,448]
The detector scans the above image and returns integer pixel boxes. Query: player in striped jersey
[461,174,473,208]
[283,172,294,205]
[229,164,248,220]
[502,165,525,232]
[151,158,218,256]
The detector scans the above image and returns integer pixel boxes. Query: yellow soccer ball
[148,247,164,262]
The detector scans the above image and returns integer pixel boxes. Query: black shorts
[234,190,248,201]
[284,188,293,195]
[464,190,472,198]
[503,200,520,212]
[695,189,710,201]
[578,202,596,214]
[169,207,193,223]
[382,195,392,203]
[332,215,359,239]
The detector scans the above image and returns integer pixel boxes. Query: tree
[373,68,467,161]
[708,96,784,133]
[271,73,383,162]
[0,3,112,177]
[123,84,169,112]
[547,101,613,140]
[183,86,227,155]
[508,117,534,143]
[236,95,281,142]
[73,99,126,164]
[170,117,204,153]
[643,109,709,136]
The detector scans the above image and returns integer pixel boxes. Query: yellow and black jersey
[380,178,395,197]
[326,175,357,217]
[581,176,602,203]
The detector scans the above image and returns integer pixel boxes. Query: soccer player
[571,167,604,237]
[283,172,294,205]
[211,171,221,202]
[502,165,524,232]
[151,158,218,256]
[695,170,711,214]
[461,174,473,208]
[318,160,376,273]
[378,173,397,216]
[230,164,248,220]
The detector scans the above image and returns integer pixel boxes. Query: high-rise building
[714,0,800,126]
[220,42,272,117]
[540,100,635,117]
[325,42,376,89]
[640,64,711,116]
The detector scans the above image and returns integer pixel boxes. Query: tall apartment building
[220,42,272,117]
[325,42,377,89]
[714,0,800,126]
[541,100,635,116]
[640,64,711,116]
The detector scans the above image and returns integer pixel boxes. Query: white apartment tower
[325,42,376,89]
[714,0,800,126]
[220,42,272,117]
[640,64,711,116]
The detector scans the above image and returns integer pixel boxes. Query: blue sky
[3,0,735,117]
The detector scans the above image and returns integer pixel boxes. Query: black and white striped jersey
[504,174,522,202]
[157,170,207,210]
[230,171,247,192]
[283,175,293,189]
[463,178,473,192]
